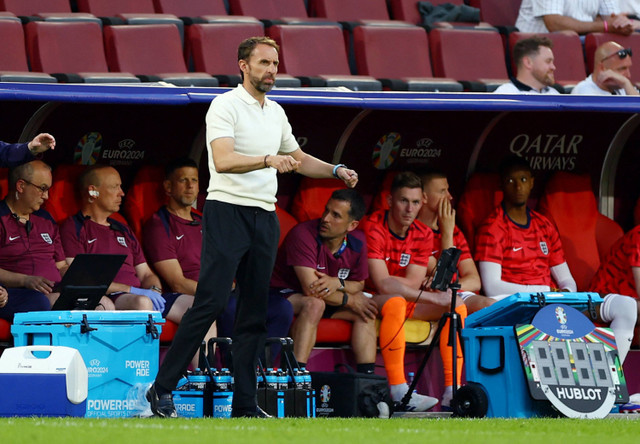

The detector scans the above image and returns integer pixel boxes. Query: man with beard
[494,36,560,94]
[269,189,377,372]
[147,36,359,418]
[572,41,639,95]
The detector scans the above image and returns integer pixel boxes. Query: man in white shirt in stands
[572,41,640,95]
[516,0,633,35]
[494,36,561,95]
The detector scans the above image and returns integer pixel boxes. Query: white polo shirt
[205,85,299,211]
[516,0,619,33]
[571,74,627,95]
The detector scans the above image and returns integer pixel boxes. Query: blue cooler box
[461,292,603,418]
[0,345,88,417]
[12,311,163,418]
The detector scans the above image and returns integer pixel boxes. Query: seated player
[269,189,377,372]
[475,155,638,411]
[365,172,467,411]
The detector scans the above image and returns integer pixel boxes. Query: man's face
[95,168,124,214]
[166,167,199,208]
[242,43,278,94]
[602,51,633,80]
[319,198,356,241]
[529,46,555,87]
[422,177,452,214]
[388,187,423,229]
[502,168,534,208]
[20,164,52,213]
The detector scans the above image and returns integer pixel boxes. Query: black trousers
[155,200,279,410]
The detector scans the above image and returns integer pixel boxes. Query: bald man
[572,41,639,95]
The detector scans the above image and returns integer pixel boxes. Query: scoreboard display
[516,304,628,418]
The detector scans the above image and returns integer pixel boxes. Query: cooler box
[461,292,603,418]
[0,345,88,417]
[11,311,163,418]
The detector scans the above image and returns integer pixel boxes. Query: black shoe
[231,406,272,418]
[146,384,177,418]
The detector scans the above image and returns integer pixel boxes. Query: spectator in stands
[59,165,195,322]
[365,171,466,411]
[572,41,639,95]
[0,160,67,320]
[515,0,633,35]
[148,36,359,419]
[494,36,560,94]
[417,169,493,316]
[474,155,637,377]
[0,133,56,161]
[269,189,376,372]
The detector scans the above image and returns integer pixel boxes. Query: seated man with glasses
[572,41,639,95]
[0,160,68,321]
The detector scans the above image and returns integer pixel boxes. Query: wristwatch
[338,277,346,293]
[150,285,162,294]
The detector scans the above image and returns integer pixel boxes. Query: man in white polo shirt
[148,36,359,418]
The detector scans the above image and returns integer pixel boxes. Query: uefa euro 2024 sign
[516,304,628,418]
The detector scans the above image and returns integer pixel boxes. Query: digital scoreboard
[516,304,628,418]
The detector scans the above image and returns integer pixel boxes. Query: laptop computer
[51,253,126,311]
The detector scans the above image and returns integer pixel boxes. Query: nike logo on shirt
[176,235,184,240]
[88,239,97,244]
[9,235,20,241]
[512,247,523,252]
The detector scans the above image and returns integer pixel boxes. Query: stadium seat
[0,0,71,16]
[24,21,140,84]
[429,28,510,91]
[266,24,382,90]
[103,24,219,86]
[275,203,299,247]
[310,0,392,22]
[228,0,312,22]
[0,318,10,344]
[0,167,8,199]
[122,165,167,243]
[368,171,400,213]
[0,19,56,83]
[153,0,227,17]
[584,32,640,84]
[289,177,346,222]
[353,25,462,91]
[187,22,301,87]
[390,0,465,25]
[455,172,502,255]
[508,31,585,91]
[537,171,624,291]
[45,164,85,223]
[468,0,522,27]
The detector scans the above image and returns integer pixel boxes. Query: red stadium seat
[353,25,462,91]
[0,168,8,199]
[0,19,56,83]
[77,0,156,16]
[45,164,86,223]
[390,0,464,25]
[275,204,299,247]
[369,171,400,213]
[310,0,391,22]
[468,0,522,27]
[456,172,502,255]
[266,24,381,90]
[122,165,167,243]
[429,28,510,91]
[315,318,353,343]
[537,172,623,291]
[160,319,178,343]
[153,0,227,16]
[0,318,10,343]
[289,177,346,222]
[0,0,71,15]
[508,31,586,91]
[229,0,309,21]
[103,24,218,86]
[24,21,140,84]
[584,32,640,84]
[187,22,301,87]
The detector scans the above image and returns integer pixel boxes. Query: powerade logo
[88,359,109,375]
[176,403,196,413]
[125,360,150,377]
[87,399,137,411]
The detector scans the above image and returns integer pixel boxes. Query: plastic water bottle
[407,372,417,394]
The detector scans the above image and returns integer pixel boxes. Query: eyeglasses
[601,48,633,63]
[21,179,50,195]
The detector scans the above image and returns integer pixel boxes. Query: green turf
[2,417,640,444]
